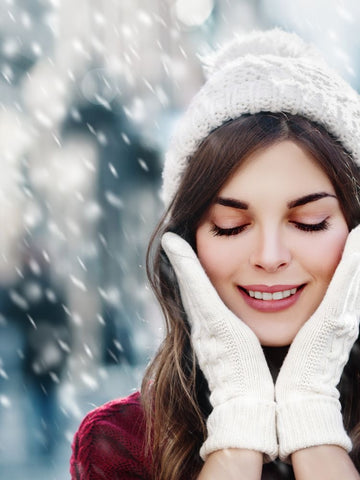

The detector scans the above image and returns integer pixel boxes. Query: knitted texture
[161,232,278,461]
[69,390,297,479]
[275,225,360,461]
[162,28,360,205]
[70,391,151,480]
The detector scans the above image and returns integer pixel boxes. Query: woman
[70,29,360,479]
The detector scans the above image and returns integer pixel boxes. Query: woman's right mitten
[161,232,277,461]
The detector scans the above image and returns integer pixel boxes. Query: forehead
[219,140,335,199]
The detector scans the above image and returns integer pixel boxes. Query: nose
[249,226,291,273]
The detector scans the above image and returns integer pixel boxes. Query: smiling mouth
[239,284,306,301]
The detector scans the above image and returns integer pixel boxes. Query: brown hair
[141,112,360,479]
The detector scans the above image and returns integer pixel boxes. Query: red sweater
[70,391,152,479]
[70,391,296,479]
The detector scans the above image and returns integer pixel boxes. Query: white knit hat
[162,28,360,205]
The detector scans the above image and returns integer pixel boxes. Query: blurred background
[0,1,359,478]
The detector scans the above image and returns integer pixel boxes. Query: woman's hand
[275,225,360,461]
[161,232,277,462]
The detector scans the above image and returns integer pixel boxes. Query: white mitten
[161,232,277,461]
[275,225,360,461]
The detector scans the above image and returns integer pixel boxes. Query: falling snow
[0,1,359,479]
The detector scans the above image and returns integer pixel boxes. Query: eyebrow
[215,197,249,210]
[287,192,337,209]
[215,192,337,211]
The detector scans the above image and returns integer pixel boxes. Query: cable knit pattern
[275,225,360,461]
[162,28,360,205]
[162,232,278,462]
[70,392,151,480]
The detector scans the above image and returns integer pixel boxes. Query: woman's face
[196,140,349,346]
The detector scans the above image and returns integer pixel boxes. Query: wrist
[291,445,360,480]
[197,449,263,480]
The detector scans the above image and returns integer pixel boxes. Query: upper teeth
[248,288,297,301]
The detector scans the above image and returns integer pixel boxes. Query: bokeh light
[175,0,214,27]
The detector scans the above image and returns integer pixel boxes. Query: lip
[238,284,306,312]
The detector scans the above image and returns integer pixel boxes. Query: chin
[260,337,294,347]
[254,328,298,347]
[242,314,308,348]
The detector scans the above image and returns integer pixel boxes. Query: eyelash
[291,219,330,232]
[211,224,249,236]
[211,219,330,237]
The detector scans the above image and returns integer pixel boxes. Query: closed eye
[211,224,250,237]
[211,219,330,236]
[291,219,329,232]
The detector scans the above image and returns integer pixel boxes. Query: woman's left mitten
[275,225,360,461]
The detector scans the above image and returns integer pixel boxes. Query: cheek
[196,231,242,281]
[300,228,348,283]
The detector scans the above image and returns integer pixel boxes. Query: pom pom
[204,28,321,77]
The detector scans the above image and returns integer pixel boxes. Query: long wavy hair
[141,112,360,480]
